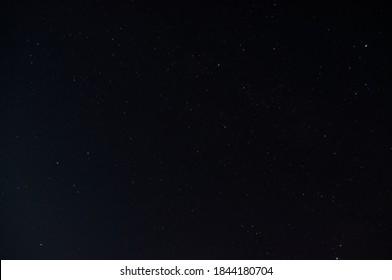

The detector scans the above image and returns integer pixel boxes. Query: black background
[1,0,391,259]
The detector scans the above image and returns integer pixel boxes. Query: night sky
[1,1,391,260]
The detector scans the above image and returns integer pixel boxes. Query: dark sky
[1,1,391,259]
